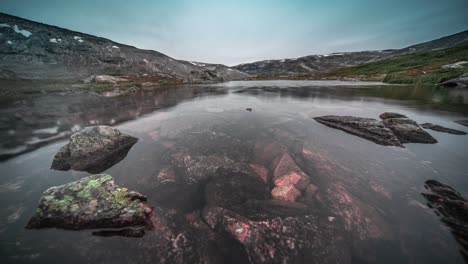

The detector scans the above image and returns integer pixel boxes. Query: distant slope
[0,12,249,83]
[233,30,468,77]
[323,44,468,84]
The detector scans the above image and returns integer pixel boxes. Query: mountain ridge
[0,12,249,83]
[233,30,468,77]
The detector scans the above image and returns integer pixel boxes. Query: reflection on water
[0,80,468,263]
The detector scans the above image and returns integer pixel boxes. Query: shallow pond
[1,80,467,263]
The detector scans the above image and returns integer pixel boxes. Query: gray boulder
[441,74,468,89]
[51,126,138,173]
[83,75,128,84]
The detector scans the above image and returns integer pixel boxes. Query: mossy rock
[26,174,152,230]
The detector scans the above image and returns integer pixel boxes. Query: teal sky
[1,0,467,65]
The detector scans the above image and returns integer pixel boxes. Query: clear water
[0,80,467,263]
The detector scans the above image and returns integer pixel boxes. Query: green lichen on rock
[26,174,152,230]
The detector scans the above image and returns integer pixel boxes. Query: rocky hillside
[0,12,249,83]
[234,30,468,77]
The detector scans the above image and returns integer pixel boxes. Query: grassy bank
[324,44,468,84]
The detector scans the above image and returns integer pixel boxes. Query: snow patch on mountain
[73,36,84,43]
[0,23,32,37]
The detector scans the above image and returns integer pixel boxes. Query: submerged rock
[51,126,138,173]
[203,206,350,264]
[26,174,153,231]
[382,116,437,144]
[422,180,468,259]
[314,115,402,147]
[271,185,301,202]
[272,153,310,190]
[205,167,269,208]
[421,123,467,135]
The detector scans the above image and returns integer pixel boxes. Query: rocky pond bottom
[1,81,468,263]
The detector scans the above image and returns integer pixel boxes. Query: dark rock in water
[26,174,153,231]
[379,112,407,119]
[456,120,468,127]
[170,150,236,182]
[249,163,269,183]
[92,227,146,237]
[254,141,287,165]
[422,180,468,260]
[246,108,252,112]
[51,126,138,173]
[202,206,350,264]
[205,167,269,208]
[420,123,467,135]
[314,115,403,147]
[440,74,468,89]
[382,117,437,144]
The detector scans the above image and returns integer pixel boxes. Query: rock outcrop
[51,126,138,173]
[420,123,467,135]
[381,114,437,144]
[26,174,153,231]
[314,113,440,147]
[314,115,403,147]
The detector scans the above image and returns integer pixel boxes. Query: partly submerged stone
[51,126,138,173]
[455,120,468,127]
[272,153,310,190]
[26,174,152,230]
[379,112,407,120]
[205,167,269,208]
[420,123,467,135]
[382,116,437,144]
[314,115,402,147]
